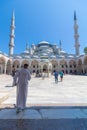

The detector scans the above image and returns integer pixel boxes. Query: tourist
[59,70,63,82]
[12,68,16,86]
[42,71,45,79]
[54,71,58,83]
[12,68,16,77]
[13,64,31,113]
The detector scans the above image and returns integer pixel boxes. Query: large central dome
[39,41,49,44]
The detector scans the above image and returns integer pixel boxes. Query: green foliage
[84,47,87,54]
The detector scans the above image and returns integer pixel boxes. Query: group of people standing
[54,70,63,83]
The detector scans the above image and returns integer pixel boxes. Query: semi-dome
[32,55,39,58]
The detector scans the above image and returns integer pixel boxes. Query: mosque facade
[0,12,87,75]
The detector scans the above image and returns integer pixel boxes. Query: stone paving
[0,74,87,106]
[0,74,87,129]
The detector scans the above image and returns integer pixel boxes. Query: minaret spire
[74,11,80,56]
[9,11,15,55]
[74,11,77,20]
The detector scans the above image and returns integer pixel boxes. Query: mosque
[0,12,87,75]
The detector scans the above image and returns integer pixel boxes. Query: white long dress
[14,68,31,109]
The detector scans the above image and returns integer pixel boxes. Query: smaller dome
[16,56,22,59]
[50,55,56,58]
[60,50,66,54]
[22,55,30,59]
[23,50,29,53]
[68,55,74,58]
[79,53,85,56]
[58,55,65,58]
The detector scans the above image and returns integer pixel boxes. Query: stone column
[58,62,60,72]
[67,61,70,74]
[40,64,43,73]
[4,63,7,74]
[10,63,13,75]
[47,63,49,77]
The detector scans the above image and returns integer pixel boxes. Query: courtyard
[0,74,87,129]
[0,74,87,107]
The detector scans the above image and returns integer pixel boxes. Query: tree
[84,47,87,54]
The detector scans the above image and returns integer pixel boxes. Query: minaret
[74,11,80,56]
[26,43,28,50]
[59,40,62,51]
[26,42,29,51]
[9,11,15,55]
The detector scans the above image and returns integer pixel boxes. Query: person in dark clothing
[54,71,58,83]
[12,68,16,77]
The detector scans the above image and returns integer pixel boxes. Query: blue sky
[0,0,87,54]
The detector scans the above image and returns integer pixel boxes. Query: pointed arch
[13,60,20,70]
[21,60,29,67]
[78,59,82,74]
[6,60,12,74]
[50,60,58,72]
[31,60,39,73]
[84,56,87,65]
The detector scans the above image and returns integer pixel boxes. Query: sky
[0,0,87,55]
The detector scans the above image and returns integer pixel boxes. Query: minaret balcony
[10,34,15,38]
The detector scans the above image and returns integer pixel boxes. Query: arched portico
[31,60,39,73]
[60,60,68,74]
[69,60,77,74]
[78,59,83,74]
[0,57,6,74]
[21,60,29,67]
[13,60,20,71]
[51,60,58,73]
[83,56,87,73]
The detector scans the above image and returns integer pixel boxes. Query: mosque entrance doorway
[43,64,48,72]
